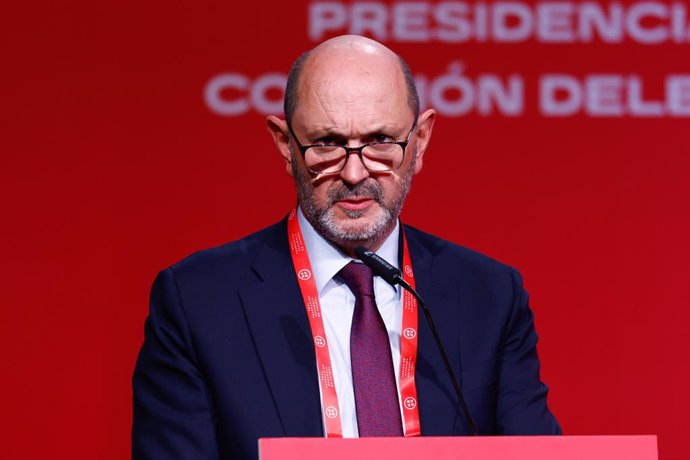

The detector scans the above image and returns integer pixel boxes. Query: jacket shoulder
[165,219,288,286]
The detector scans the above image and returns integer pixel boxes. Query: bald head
[283,35,419,126]
[265,35,436,255]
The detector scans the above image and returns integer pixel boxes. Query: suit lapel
[407,228,467,435]
[238,223,323,437]
[238,223,467,437]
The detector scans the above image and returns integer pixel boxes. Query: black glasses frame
[286,122,417,175]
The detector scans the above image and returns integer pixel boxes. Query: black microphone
[354,246,480,436]
[354,247,405,286]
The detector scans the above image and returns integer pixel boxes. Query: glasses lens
[305,146,346,174]
[362,144,404,171]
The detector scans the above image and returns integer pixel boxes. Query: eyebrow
[304,124,404,141]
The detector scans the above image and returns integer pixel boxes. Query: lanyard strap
[287,208,421,437]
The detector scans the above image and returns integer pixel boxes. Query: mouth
[335,196,375,211]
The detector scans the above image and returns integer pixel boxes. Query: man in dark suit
[133,35,560,459]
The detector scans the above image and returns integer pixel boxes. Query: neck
[299,205,398,259]
[333,222,395,258]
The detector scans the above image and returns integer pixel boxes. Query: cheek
[308,178,336,204]
[381,175,406,197]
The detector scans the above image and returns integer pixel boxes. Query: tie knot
[338,261,375,298]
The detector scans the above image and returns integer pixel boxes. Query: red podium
[259,435,658,460]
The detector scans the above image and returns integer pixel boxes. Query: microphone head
[355,246,401,286]
[354,246,369,260]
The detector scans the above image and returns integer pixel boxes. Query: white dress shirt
[297,208,404,437]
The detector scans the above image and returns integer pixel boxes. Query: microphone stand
[355,246,479,436]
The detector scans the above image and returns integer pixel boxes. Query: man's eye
[371,134,394,143]
[314,137,342,146]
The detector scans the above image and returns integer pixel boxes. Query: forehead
[291,49,412,134]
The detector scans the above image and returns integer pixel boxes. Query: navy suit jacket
[132,220,560,459]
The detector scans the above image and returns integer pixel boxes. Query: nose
[338,151,371,185]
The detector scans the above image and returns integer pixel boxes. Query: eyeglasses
[287,122,416,175]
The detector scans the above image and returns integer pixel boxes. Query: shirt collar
[297,206,400,296]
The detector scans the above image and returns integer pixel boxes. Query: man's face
[267,40,435,253]
[288,53,419,250]
[291,134,416,250]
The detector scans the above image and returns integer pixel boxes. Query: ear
[411,108,436,175]
[266,115,294,177]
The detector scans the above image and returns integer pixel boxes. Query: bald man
[133,36,560,460]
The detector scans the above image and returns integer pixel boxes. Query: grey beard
[292,154,415,249]
[310,181,394,244]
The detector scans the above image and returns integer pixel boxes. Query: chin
[320,207,394,247]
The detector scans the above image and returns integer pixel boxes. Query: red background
[2,1,688,459]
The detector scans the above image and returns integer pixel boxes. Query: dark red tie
[338,262,403,436]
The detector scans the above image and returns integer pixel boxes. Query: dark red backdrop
[2,1,689,459]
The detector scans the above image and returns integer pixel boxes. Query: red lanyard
[287,208,421,437]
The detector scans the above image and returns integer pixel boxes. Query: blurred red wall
[2,1,689,458]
